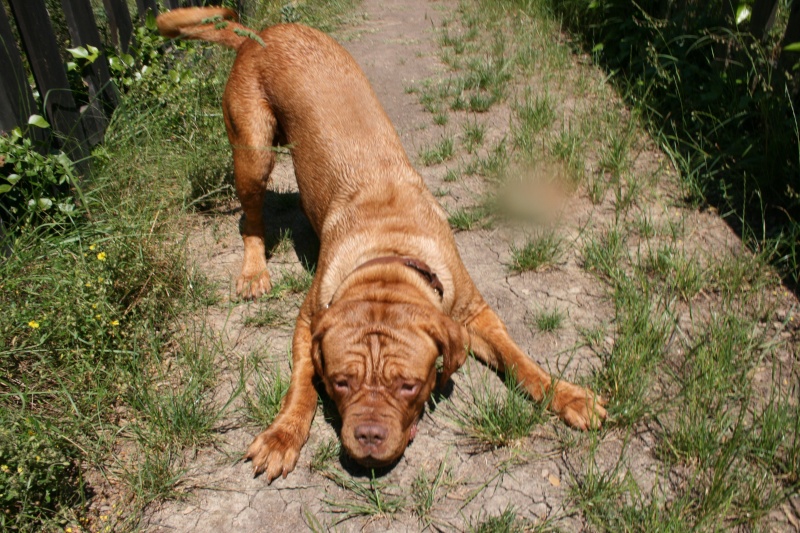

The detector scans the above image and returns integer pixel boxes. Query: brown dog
[158,7,607,481]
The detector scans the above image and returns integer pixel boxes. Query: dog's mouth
[342,417,419,468]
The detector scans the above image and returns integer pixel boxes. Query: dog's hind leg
[224,90,277,299]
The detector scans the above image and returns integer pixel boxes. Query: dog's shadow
[260,189,320,271]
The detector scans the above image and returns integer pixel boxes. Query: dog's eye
[333,379,350,393]
[399,382,419,397]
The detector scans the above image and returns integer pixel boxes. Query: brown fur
[158,7,607,482]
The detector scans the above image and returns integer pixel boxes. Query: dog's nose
[354,423,388,449]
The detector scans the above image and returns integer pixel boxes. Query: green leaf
[27,115,50,129]
[735,4,751,25]
[6,174,21,185]
[784,42,800,52]
[0,184,11,194]
[592,43,604,53]
[146,10,157,31]
[66,46,90,59]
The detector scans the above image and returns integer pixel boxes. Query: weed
[411,459,453,525]
[242,356,291,427]
[245,305,287,328]
[550,126,585,182]
[434,111,449,125]
[582,228,626,281]
[444,167,462,182]
[310,438,341,473]
[420,137,456,166]
[462,119,486,153]
[451,368,547,450]
[322,468,405,520]
[513,91,556,159]
[508,231,563,272]
[448,205,493,231]
[532,307,565,332]
[468,504,539,532]
[266,267,314,299]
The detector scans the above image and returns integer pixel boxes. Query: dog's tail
[156,7,258,50]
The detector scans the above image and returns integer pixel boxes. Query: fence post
[0,2,45,142]
[778,0,800,96]
[102,0,134,53]
[6,0,88,163]
[61,0,120,146]
[135,0,159,19]
[749,0,780,41]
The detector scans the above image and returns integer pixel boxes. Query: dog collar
[325,256,444,309]
[354,256,444,299]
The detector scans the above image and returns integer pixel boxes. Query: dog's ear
[429,313,468,389]
[310,306,334,378]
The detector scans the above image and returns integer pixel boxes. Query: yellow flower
[28,320,39,329]
[16,466,22,474]
[89,244,96,251]
[1,465,8,473]
[96,252,107,261]
[92,303,98,309]
[110,320,120,327]
[66,528,73,533]
[95,314,102,320]
[98,277,104,283]
[85,282,92,287]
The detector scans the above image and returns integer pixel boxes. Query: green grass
[448,205,493,231]
[411,459,454,526]
[512,90,556,159]
[468,504,543,532]
[508,231,563,272]
[321,468,406,521]
[451,368,548,450]
[420,137,456,166]
[241,355,291,428]
[531,307,565,332]
[0,39,223,526]
[462,119,487,153]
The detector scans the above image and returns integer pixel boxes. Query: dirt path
[141,0,793,531]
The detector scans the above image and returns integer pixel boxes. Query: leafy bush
[0,421,76,530]
[0,124,77,226]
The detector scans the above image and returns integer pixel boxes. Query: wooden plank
[135,0,159,19]
[61,0,120,146]
[749,0,780,41]
[0,2,42,137]
[779,0,800,93]
[6,0,88,161]
[102,0,134,53]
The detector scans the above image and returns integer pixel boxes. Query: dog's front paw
[551,381,607,430]
[236,270,271,300]
[245,424,304,482]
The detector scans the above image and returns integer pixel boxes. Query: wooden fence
[0,0,235,165]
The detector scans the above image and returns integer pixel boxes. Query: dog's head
[310,298,467,467]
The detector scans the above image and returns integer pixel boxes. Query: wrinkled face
[312,300,464,467]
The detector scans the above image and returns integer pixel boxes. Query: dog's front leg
[466,305,607,430]
[246,314,317,482]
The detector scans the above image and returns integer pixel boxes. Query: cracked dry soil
[143,0,796,531]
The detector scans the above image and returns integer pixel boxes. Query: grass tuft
[508,231,563,272]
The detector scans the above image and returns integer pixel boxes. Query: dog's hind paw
[236,270,271,300]
[551,381,607,431]
[245,426,303,483]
